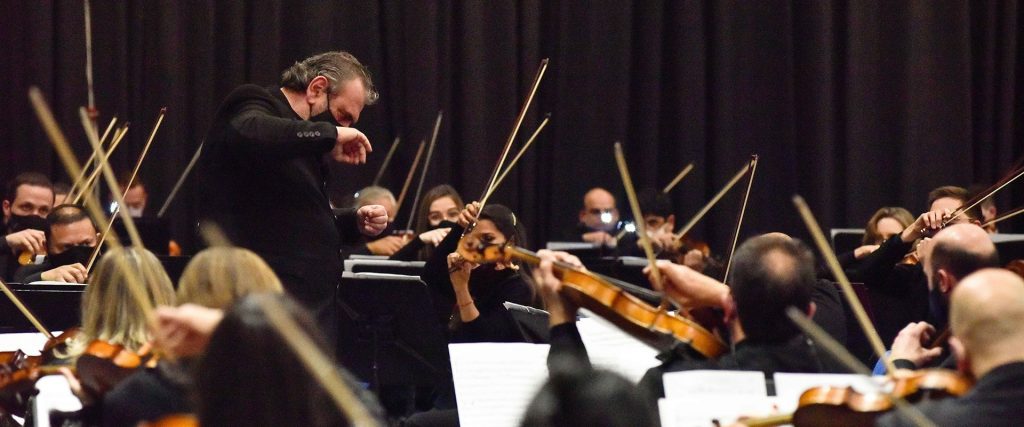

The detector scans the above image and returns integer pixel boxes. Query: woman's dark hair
[478,204,527,248]
[196,294,382,426]
[519,367,658,427]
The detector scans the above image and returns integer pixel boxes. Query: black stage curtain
[2,1,1022,254]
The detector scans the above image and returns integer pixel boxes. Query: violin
[1006,259,1024,280]
[742,369,972,427]
[75,340,158,399]
[17,250,36,266]
[457,240,727,359]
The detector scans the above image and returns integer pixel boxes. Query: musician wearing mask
[850,186,987,347]
[390,184,464,261]
[574,187,620,247]
[116,175,149,218]
[1,172,54,280]
[886,223,999,371]
[13,204,98,283]
[877,268,1024,426]
[197,51,388,330]
[536,233,826,402]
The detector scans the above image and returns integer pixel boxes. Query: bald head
[580,187,618,231]
[950,268,1024,377]
[922,223,999,294]
[583,188,615,210]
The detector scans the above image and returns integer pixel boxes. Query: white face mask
[127,206,145,217]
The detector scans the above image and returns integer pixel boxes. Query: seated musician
[885,223,999,371]
[195,293,385,426]
[849,186,986,346]
[574,187,620,247]
[14,204,98,284]
[627,188,720,275]
[100,246,286,426]
[341,186,408,257]
[837,206,914,270]
[877,268,1024,426]
[519,367,658,427]
[535,233,826,401]
[1,172,54,281]
[390,184,464,261]
[112,174,149,218]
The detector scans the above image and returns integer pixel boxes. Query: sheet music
[662,370,768,399]
[575,313,661,383]
[772,372,879,413]
[659,396,778,427]
[449,343,550,427]
[0,332,62,355]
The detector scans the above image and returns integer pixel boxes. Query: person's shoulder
[215,85,279,115]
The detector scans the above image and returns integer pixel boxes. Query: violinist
[1,172,54,281]
[100,247,286,427]
[837,206,914,270]
[390,184,464,261]
[877,268,1024,426]
[849,186,985,346]
[196,51,388,351]
[627,188,719,274]
[536,234,827,402]
[343,186,407,257]
[886,224,999,372]
[13,204,98,284]
[574,187,620,247]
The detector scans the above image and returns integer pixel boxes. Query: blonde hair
[65,247,175,358]
[176,247,284,309]
[862,207,914,245]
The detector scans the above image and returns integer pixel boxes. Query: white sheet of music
[575,314,661,383]
[659,395,778,427]
[449,343,550,427]
[662,370,768,399]
[772,372,879,413]
[0,331,62,355]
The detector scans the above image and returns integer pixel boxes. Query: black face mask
[309,94,341,127]
[7,213,47,233]
[48,245,95,267]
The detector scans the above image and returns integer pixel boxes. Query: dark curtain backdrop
[2,0,1022,254]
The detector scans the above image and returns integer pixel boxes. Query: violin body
[76,340,155,399]
[0,328,81,416]
[459,241,727,358]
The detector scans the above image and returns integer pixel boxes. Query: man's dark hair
[638,188,673,219]
[280,51,378,105]
[930,240,1000,281]
[53,182,71,197]
[5,172,53,203]
[729,234,816,343]
[45,204,96,247]
[928,185,982,220]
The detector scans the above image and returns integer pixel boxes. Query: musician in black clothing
[1,172,53,281]
[14,204,97,283]
[535,233,827,402]
[886,223,998,371]
[877,268,1024,427]
[197,52,388,335]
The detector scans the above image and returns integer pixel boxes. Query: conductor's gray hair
[280,51,379,105]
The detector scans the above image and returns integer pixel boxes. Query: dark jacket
[876,362,1024,427]
[198,85,359,305]
[549,321,827,402]
[846,234,931,346]
[12,261,50,283]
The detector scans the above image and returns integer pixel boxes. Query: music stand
[503,302,551,344]
[0,283,85,334]
[113,217,170,255]
[343,259,425,276]
[830,228,866,256]
[335,272,449,391]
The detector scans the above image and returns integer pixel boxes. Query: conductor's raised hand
[357,204,388,236]
[331,127,372,164]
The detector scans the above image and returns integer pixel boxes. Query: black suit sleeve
[844,234,913,285]
[333,208,362,245]
[13,263,48,283]
[226,95,338,159]
[547,322,592,371]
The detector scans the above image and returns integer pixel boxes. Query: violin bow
[72,122,130,204]
[982,204,1024,228]
[67,116,117,197]
[79,107,145,248]
[256,296,380,427]
[371,137,401,187]
[393,139,426,215]
[481,113,551,203]
[661,162,695,194]
[466,58,549,235]
[785,308,936,427]
[672,159,752,242]
[83,0,99,132]
[792,195,898,375]
[721,155,759,283]
[614,142,686,316]
[30,88,156,325]
[942,164,1024,226]
[157,139,204,218]
[0,278,54,339]
[403,112,443,231]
